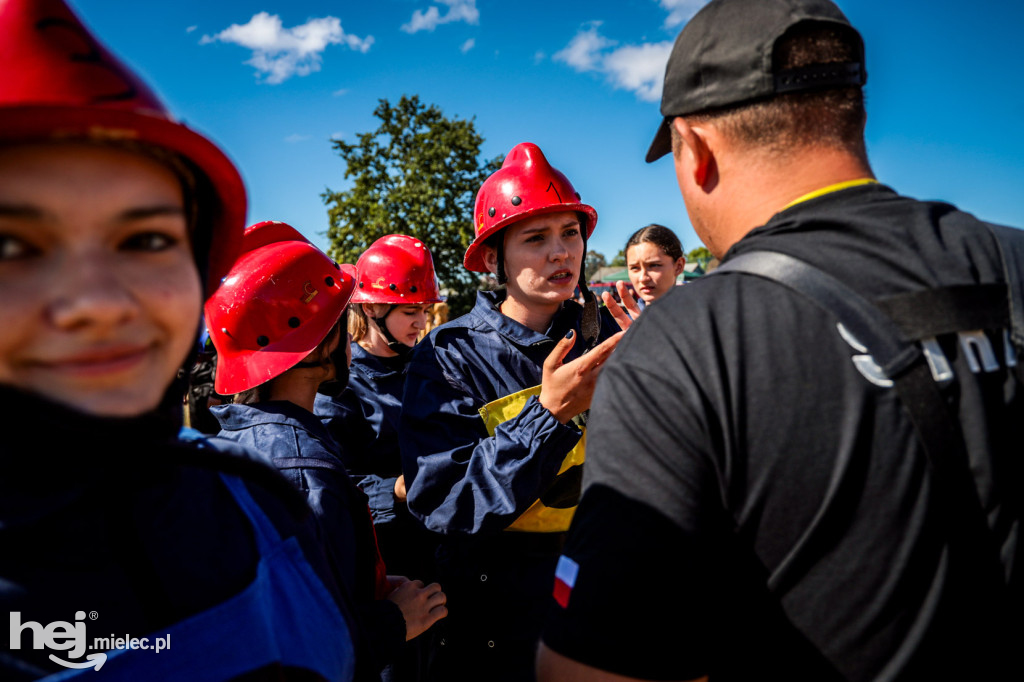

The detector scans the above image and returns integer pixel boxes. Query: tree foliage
[686,246,712,266]
[584,250,607,282]
[322,95,502,317]
[610,249,627,267]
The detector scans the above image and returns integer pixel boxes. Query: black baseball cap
[646,0,865,162]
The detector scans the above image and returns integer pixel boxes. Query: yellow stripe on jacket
[478,385,585,533]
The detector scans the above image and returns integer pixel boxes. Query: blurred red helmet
[0,0,246,294]
[464,142,597,273]
[351,234,445,305]
[205,222,356,395]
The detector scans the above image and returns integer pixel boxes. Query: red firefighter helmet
[205,222,356,395]
[464,142,597,273]
[0,0,246,294]
[350,234,445,305]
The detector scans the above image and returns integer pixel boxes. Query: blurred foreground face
[0,143,201,416]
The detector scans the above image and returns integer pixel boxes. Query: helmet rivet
[325,276,335,287]
[389,283,397,291]
[488,207,496,217]
[359,282,364,288]
[257,335,270,347]
[410,285,418,293]
[575,192,581,200]
[511,196,522,206]
[288,317,301,328]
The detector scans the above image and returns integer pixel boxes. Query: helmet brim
[463,203,598,273]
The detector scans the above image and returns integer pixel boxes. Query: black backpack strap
[985,223,1024,348]
[714,250,1007,587]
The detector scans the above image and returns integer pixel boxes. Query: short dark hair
[233,321,341,404]
[684,22,866,158]
[625,224,684,262]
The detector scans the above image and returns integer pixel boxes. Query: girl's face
[489,211,584,312]
[0,143,201,416]
[383,303,431,348]
[627,241,685,303]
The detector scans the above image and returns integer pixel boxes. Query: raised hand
[539,329,625,423]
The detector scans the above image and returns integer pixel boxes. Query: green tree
[686,246,712,267]
[610,249,626,267]
[322,95,502,317]
[584,250,607,282]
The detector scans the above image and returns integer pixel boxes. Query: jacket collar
[471,290,582,348]
[213,401,339,450]
[350,342,407,380]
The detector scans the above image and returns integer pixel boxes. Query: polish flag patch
[552,555,579,608]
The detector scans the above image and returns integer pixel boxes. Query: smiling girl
[0,1,354,678]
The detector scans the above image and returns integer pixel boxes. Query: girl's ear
[482,245,499,276]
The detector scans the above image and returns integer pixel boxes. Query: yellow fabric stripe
[478,385,585,533]
[781,178,879,211]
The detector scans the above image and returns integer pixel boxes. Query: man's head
[648,0,867,163]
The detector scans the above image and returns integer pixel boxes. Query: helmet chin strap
[577,232,600,352]
[495,239,507,285]
[368,305,413,358]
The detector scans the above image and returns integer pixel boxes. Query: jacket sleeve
[399,346,583,536]
[316,390,400,525]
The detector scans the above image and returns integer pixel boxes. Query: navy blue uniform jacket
[397,290,619,681]
[316,343,405,525]
[400,290,618,536]
[213,401,405,677]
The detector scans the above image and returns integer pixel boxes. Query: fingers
[570,331,625,373]
[386,575,411,590]
[426,585,447,620]
[602,291,633,331]
[543,330,577,374]
[617,280,643,319]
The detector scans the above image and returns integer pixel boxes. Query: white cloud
[555,24,672,102]
[658,0,707,28]
[332,88,349,97]
[202,12,373,84]
[460,38,475,53]
[285,133,311,143]
[402,0,479,34]
[186,25,198,33]
[553,23,615,72]
[533,50,546,64]
[602,42,674,101]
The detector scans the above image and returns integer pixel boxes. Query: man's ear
[672,117,714,188]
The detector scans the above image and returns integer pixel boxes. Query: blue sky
[71,0,1024,266]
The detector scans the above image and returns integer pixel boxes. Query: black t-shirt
[542,184,1023,681]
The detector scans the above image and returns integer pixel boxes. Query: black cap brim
[646,117,672,163]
